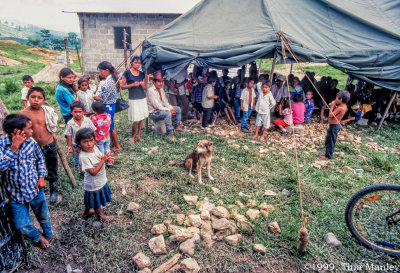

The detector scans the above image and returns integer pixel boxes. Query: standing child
[21,75,34,108]
[252,81,276,141]
[91,101,111,156]
[240,79,256,133]
[304,91,315,124]
[19,87,60,203]
[76,128,114,221]
[292,93,306,124]
[65,101,96,166]
[0,114,52,249]
[322,91,350,159]
[269,99,293,136]
[201,77,218,128]
[77,78,94,114]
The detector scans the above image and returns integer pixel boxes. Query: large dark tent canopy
[142,0,400,91]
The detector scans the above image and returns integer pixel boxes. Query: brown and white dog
[184,140,214,184]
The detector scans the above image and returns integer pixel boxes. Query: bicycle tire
[345,184,400,256]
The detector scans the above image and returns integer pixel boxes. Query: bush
[3,79,20,95]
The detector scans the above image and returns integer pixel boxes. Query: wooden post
[123,28,128,69]
[269,50,277,80]
[377,91,396,130]
[55,139,76,186]
[145,69,149,133]
[290,63,293,75]
[74,37,83,74]
[64,37,71,68]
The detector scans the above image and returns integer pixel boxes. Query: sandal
[129,139,135,145]
[137,138,145,143]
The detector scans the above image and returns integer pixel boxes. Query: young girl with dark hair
[75,128,114,221]
[120,56,149,144]
[55,68,79,124]
[96,61,121,151]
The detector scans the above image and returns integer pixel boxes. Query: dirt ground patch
[19,55,53,64]
[27,48,59,59]
[0,56,25,66]
[1,40,21,44]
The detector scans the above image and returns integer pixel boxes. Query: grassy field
[1,43,400,272]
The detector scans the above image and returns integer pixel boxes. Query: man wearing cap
[147,72,184,141]
[271,75,289,119]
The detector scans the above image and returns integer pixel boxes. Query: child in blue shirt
[304,91,315,124]
[0,114,52,249]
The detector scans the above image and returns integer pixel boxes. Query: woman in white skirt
[121,56,149,144]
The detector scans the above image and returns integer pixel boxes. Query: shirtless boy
[20,87,60,203]
[322,90,350,159]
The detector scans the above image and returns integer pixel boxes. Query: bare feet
[169,134,176,141]
[260,136,266,141]
[98,214,114,222]
[136,138,144,143]
[82,209,95,219]
[112,146,121,151]
[34,236,50,250]
[251,134,258,139]
[320,154,328,159]
[175,125,185,132]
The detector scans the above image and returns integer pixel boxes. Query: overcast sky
[0,0,201,33]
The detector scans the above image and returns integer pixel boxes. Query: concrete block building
[74,10,182,73]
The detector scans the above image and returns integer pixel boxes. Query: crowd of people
[0,56,398,250]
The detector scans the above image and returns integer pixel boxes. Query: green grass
[17,109,400,272]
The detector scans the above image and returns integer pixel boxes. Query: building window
[114,27,131,49]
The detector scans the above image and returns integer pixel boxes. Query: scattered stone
[259,203,275,211]
[260,210,269,219]
[183,195,198,205]
[253,244,267,255]
[149,235,166,254]
[192,233,201,242]
[170,202,181,211]
[151,224,167,235]
[246,199,257,207]
[133,252,151,270]
[264,190,277,196]
[353,169,364,175]
[242,145,249,150]
[218,200,224,205]
[188,226,200,235]
[175,228,194,241]
[225,234,242,246]
[198,200,215,212]
[169,224,184,235]
[186,209,196,216]
[341,166,353,172]
[278,151,286,156]
[179,239,195,255]
[281,189,291,197]
[325,232,342,247]
[201,233,214,248]
[246,209,260,220]
[211,187,220,194]
[200,220,213,234]
[212,218,231,230]
[211,206,230,218]
[235,200,245,209]
[200,210,210,220]
[166,264,181,273]
[92,221,102,229]
[180,258,201,273]
[188,214,202,228]
[268,222,281,234]
[176,214,186,225]
[163,220,172,227]
[153,253,182,273]
[127,202,140,212]
[148,146,159,154]
[183,217,192,227]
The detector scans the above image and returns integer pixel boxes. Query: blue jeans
[97,137,111,155]
[9,189,52,242]
[149,107,181,135]
[234,99,241,118]
[202,107,214,128]
[325,124,341,159]
[241,109,252,128]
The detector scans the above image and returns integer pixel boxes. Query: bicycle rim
[345,184,400,256]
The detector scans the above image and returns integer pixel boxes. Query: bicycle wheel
[345,184,400,256]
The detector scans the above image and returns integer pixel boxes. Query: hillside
[0,22,70,44]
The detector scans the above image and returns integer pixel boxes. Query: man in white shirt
[148,72,184,141]
[164,68,189,121]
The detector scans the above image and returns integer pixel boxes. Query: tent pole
[377,91,396,130]
[269,50,277,80]
[290,63,293,75]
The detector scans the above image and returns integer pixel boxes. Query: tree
[27,36,41,47]
[38,29,51,48]
[51,38,65,51]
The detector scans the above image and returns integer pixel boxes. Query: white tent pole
[377,91,396,130]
